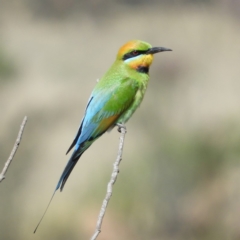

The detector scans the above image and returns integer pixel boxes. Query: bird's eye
[132,50,139,56]
[123,50,142,61]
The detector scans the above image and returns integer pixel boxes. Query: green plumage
[93,46,150,125]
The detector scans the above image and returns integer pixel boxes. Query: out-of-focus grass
[96,122,240,240]
[0,46,17,80]
[0,2,240,240]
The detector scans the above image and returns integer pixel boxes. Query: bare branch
[90,124,127,240]
[0,116,28,183]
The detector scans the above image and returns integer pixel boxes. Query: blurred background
[1,0,240,239]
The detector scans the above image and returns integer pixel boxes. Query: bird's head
[117,40,172,73]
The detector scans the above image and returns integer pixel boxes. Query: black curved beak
[147,47,172,54]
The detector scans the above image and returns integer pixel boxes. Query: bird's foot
[116,123,127,133]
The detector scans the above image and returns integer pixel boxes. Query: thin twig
[90,124,127,240]
[0,116,28,183]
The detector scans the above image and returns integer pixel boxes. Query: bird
[34,40,172,233]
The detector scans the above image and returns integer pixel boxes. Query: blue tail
[33,150,83,233]
[34,142,91,233]
[56,150,83,192]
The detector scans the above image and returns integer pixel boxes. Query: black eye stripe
[137,66,149,74]
[123,50,148,60]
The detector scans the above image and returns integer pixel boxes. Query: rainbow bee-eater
[34,40,171,232]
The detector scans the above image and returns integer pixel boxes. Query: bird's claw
[116,123,126,133]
